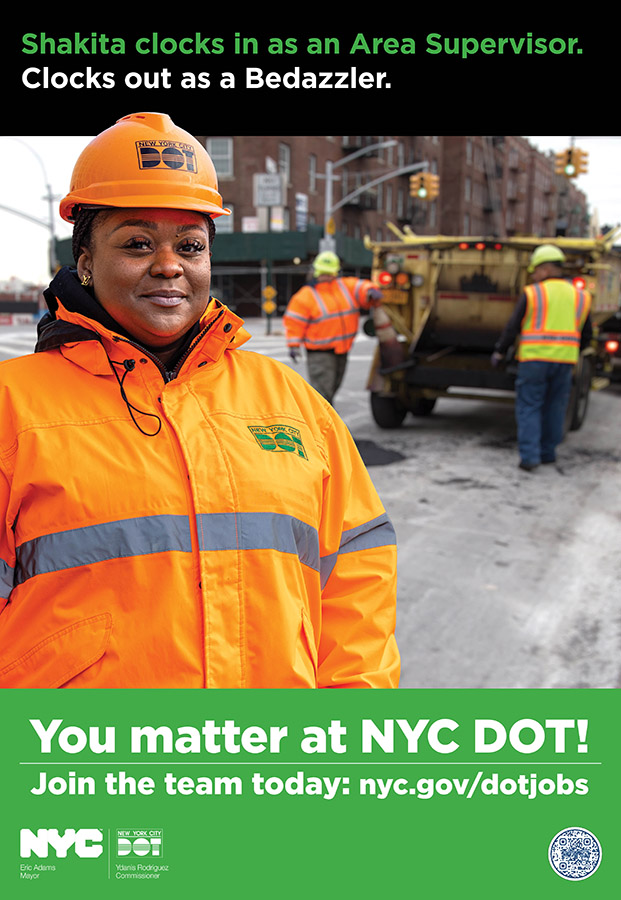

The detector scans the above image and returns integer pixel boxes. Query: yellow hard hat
[528,244,566,273]
[313,251,340,277]
[59,112,231,223]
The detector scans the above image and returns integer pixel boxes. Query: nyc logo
[248,424,308,460]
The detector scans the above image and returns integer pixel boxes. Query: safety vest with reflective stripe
[284,276,378,354]
[0,283,399,690]
[518,278,591,364]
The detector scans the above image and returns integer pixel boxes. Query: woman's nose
[150,247,183,278]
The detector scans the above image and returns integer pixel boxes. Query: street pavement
[2,320,620,690]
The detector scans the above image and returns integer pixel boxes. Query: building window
[206,138,233,177]
[278,143,291,183]
[309,153,317,193]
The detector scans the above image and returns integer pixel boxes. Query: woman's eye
[179,239,207,253]
[125,237,152,250]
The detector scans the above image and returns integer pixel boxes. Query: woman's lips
[143,293,185,307]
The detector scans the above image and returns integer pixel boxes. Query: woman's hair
[71,207,217,265]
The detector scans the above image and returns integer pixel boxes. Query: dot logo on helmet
[135,140,197,173]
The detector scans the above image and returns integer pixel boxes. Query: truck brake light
[573,276,587,290]
[458,241,504,250]
[605,339,619,353]
[378,271,393,286]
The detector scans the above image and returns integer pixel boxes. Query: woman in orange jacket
[0,113,400,689]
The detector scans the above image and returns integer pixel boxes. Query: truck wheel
[370,393,407,428]
[567,356,592,432]
[410,397,437,416]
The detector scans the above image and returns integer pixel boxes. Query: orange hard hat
[59,111,231,222]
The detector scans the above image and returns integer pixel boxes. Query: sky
[1,134,620,286]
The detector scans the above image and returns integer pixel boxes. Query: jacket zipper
[113,308,225,383]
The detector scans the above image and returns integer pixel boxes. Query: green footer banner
[1,689,618,897]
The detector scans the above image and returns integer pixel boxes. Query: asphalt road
[248,319,621,690]
[2,320,620,689]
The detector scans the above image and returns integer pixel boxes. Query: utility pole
[0,138,59,275]
[319,140,398,252]
[319,141,432,252]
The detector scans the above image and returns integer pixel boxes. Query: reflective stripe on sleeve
[320,512,397,590]
[284,310,311,324]
[0,558,15,597]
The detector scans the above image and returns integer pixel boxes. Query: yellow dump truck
[364,228,621,429]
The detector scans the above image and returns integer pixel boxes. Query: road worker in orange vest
[491,244,592,471]
[0,113,399,689]
[283,251,383,404]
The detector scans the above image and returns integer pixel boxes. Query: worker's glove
[490,351,504,368]
[289,347,300,364]
[367,288,383,305]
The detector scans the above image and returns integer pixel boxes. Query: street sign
[254,173,284,207]
[262,285,277,301]
[262,299,277,315]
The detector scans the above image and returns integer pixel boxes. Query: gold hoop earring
[81,274,92,287]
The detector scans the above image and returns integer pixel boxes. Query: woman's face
[77,208,212,350]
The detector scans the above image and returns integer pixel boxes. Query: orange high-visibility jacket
[284,277,378,354]
[0,274,399,689]
[518,279,592,364]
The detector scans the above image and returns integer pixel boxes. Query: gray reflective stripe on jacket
[10,510,395,590]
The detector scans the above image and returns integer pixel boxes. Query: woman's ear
[76,249,93,284]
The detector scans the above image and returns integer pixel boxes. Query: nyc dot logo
[116,828,164,858]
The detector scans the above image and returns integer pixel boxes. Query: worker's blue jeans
[514,361,574,465]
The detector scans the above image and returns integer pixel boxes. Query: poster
[1,15,618,898]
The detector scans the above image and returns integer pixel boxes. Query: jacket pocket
[0,613,112,688]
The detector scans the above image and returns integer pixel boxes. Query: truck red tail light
[458,241,504,250]
[573,276,587,290]
[605,339,619,354]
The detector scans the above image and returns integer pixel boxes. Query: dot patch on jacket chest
[247,424,308,460]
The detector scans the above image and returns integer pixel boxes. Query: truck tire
[370,392,407,428]
[567,355,592,432]
[410,397,437,416]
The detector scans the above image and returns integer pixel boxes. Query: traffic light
[410,172,440,201]
[555,147,588,178]
[409,173,424,197]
